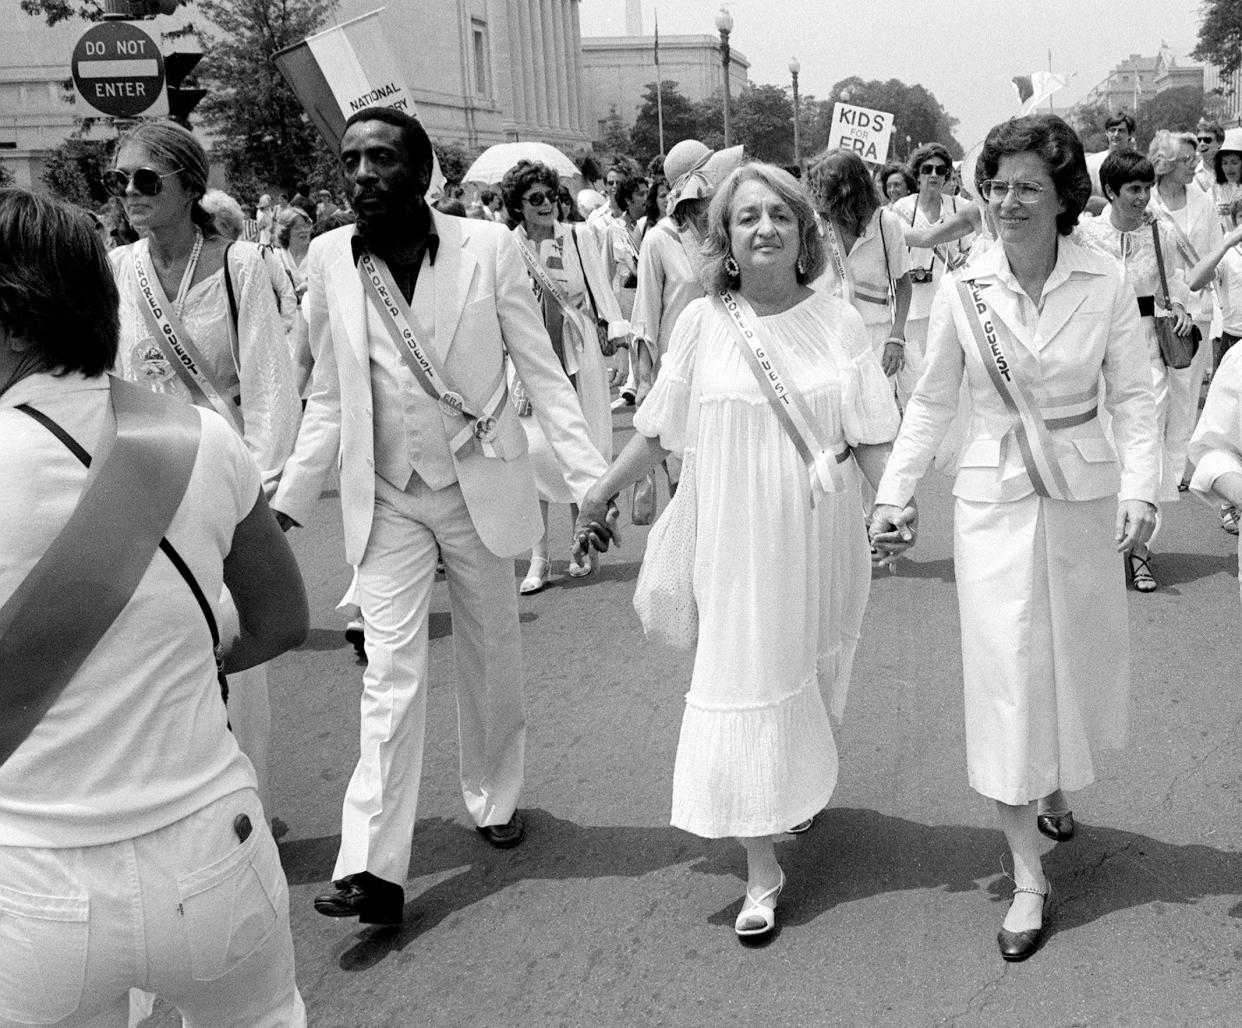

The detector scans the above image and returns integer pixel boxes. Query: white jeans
[333,475,526,887]
[0,789,304,1027]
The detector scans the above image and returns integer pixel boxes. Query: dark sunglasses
[919,163,949,176]
[522,190,554,207]
[1198,136,1216,145]
[102,166,183,198]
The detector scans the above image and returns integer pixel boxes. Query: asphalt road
[149,408,1242,1027]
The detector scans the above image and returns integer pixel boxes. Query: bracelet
[884,337,906,347]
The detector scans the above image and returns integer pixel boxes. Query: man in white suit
[273,107,608,925]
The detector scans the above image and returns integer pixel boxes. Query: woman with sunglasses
[1148,130,1222,494]
[872,115,1159,962]
[105,121,301,817]
[892,143,972,407]
[1077,150,1195,593]
[500,159,629,591]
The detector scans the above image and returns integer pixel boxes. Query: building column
[528,0,550,128]
[547,0,568,131]
[568,0,585,134]
[517,0,542,131]
[505,0,527,125]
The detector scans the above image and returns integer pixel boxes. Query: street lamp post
[789,57,801,168]
[715,7,734,148]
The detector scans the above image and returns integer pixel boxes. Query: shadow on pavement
[1145,550,1236,590]
[279,806,1242,972]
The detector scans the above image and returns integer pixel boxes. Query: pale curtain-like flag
[1011,71,1067,115]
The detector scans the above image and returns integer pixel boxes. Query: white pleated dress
[634,293,900,838]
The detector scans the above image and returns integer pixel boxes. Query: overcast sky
[580,0,1209,150]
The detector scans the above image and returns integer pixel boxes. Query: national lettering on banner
[273,7,445,196]
[826,102,895,165]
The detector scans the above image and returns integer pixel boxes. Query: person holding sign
[272,108,608,927]
[807,149,913,383]
[871,115,1159,962]
[107,122,302,817]
[0,188,308,1025]
[575,164,900,942]
[500,159,629,589]
[892,143,973,406]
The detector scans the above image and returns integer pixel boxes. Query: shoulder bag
[1152,220,1200,370]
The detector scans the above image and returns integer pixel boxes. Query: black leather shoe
[477,812,525,849]
[997,882,1051,962]
[313,872,404,925]
[1036,809,1074,842]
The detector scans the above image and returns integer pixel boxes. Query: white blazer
[273,210,607,563]
[876,234,1161,508]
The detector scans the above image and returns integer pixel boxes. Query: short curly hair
[976,114,1091,236]
[1148,130,1196,179]
[500,160,560,225]
[907,143,953,185]
[1099,150,1155,201]
[699,162,825,293]
[274,206,313,248]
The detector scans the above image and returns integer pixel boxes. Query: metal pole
[720,29,732,148]
[792,70,800,166]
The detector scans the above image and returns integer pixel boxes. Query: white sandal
[734,870,785,938]
[519,556,550,595]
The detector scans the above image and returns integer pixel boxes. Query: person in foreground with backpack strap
[0,187,309,1025]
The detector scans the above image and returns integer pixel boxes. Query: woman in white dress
[1189,343,1242,604]
[576,163,900,940]
[500,160,629,591]
[892,143,973,406]
[105,122,301,815]
[1077,149,1195,591]
[872,114,1159,961]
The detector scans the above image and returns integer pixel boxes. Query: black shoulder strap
[570,226,602,322]
[16,403,228,705]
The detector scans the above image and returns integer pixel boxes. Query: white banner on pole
[826,102,895,164]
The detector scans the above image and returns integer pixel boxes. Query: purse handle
[1151,218,1173,312]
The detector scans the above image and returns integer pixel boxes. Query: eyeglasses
[101,167,183,198]
[1175,154,1198,166]
[522,190,554,207]
[980,179,1048,204]
[1198,136,1216,145]
[919,163,949,177]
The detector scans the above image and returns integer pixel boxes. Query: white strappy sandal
[734,870,786,938]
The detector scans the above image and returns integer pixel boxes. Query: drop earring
[724,254,739,278]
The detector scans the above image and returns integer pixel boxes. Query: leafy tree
[433,139,481,186]
[193,0,339,202]
[19,0,100,25]
[1070,96,1115,153]
[631,80,698,164]
[814,77,962,163]
[0,162,13,188]
[1193,0,1242,78]
[597,105,631,159]
[1136,86,1207,150]
[40,136,113,207]
[693,84,798,163]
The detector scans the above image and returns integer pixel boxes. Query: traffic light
[164,48,205,127]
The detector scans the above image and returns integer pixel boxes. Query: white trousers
[0,789,304,1028]
[333,475,527,887]
[1163,319,1213,486]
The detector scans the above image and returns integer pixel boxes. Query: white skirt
[955,493,1129,804]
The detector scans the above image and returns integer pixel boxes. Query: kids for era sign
[825,102,895,164]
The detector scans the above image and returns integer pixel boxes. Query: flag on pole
[1011,71,1067,115]
[654,10,659,65]
[274,9,445,196]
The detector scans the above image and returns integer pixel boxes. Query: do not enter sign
[72,22,169,119]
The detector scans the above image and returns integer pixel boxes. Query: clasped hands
[573,489,622,559]
[868,501,919,568]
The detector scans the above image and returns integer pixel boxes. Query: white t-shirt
[0,373,261,847]
[813,208,913,327]
[1216,246,1242,335]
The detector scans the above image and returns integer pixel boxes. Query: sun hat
[665,139,745,210]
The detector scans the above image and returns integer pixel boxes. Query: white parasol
[463,142,582,185]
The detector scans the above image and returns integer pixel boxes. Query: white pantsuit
[274,211,606,888]
[876,236,1160,805]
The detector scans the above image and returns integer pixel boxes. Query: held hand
[274,510,299,533]
[573,494,622,555]
[1172,306,1194,337]
[881,340,906,378]
[635,339,656,390]
[869,502,918,567]
[1115,499,1157,553]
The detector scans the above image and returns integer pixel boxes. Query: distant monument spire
[625,0,643,36]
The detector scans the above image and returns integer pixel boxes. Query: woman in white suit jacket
[871,115,1160,962]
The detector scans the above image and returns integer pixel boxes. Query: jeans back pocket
[0,885,89,1023]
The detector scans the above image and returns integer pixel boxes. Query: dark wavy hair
[644,176,667,226]
[976,115,1091,236]
[808,149,879,233]
[116,120,215,237]
[500,160,560,224]
[1214,140,1242,185]
[1099,150,1155,201]
[616,174,646,211]
[1104,111,1136,134]
[907,142,954,185]
[877,162,916,200]
[0,188,118,376]
[700,163,826,291]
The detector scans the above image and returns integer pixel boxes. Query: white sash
[513,233,590,378]
[823,220,855,306]
[358,250,508,458]
[131,245,244,435]
[715,291,850,506]
[950,276,1087,500]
